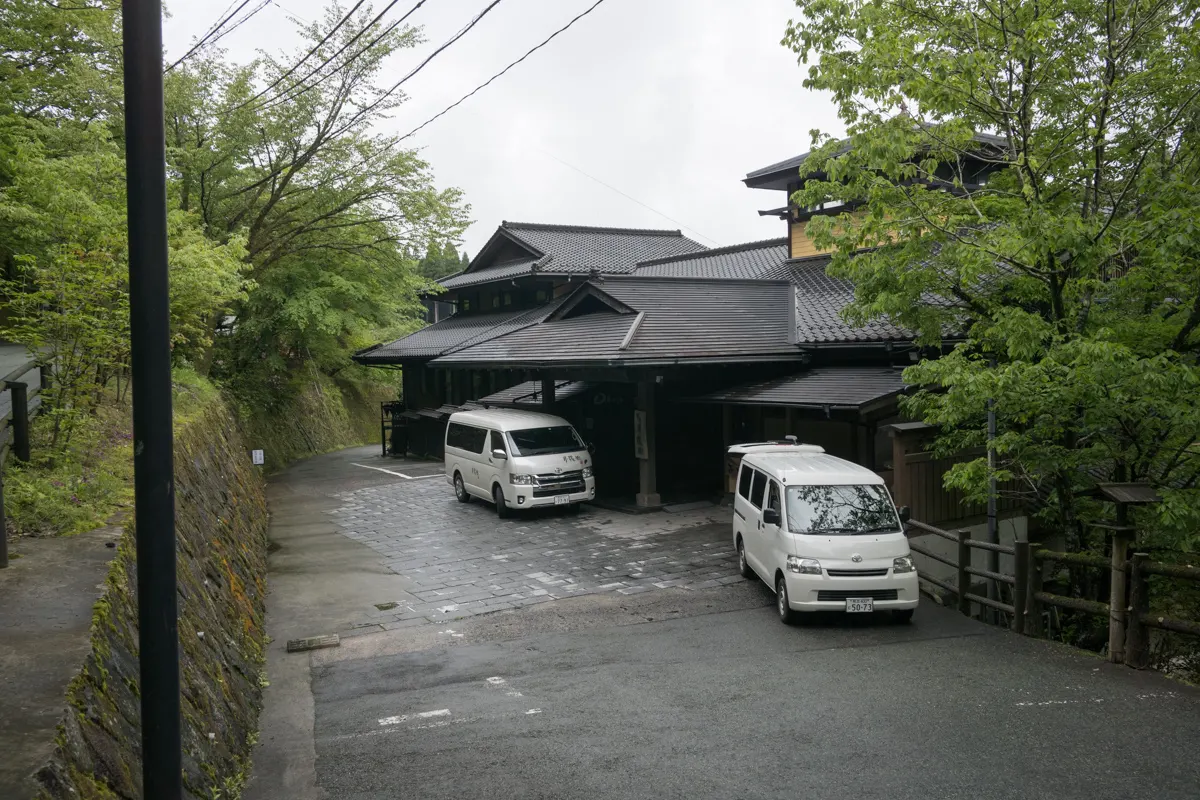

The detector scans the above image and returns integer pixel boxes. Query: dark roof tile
[692,367,907,408]
[635,238,789,280]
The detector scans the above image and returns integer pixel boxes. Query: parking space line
[352,463,444,480]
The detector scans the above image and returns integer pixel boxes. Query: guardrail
[906,518,1200,668]
[1,359,45,568]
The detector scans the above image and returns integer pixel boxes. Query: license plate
[845,598,874,613]
[554,495,570,505]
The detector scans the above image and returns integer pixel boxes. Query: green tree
[416,242,465,279]
[784,0,1200,548]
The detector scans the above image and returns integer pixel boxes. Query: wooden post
[541,376,556,411]
[891,431,910,510]
[1108,529,1133,663]
[1124,552,1150,669]
[956,529,971,616]
[635,380,659,508]
[1013,540,1029,635]
[721,405,734,494]
[1027,547,1044,637]
[0,467,7,568]
[10,382,30,463]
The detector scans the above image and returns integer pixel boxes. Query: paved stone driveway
[326,473,744,634]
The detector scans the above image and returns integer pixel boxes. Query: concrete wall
[35,400,270,799]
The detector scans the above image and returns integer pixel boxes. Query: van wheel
[453,473,470,503]
[892,609,914,624]
[565,502,581,515]
[737,537,754,579]
[776,574,798,625]
[493,484,512,519]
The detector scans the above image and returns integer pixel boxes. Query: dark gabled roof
[439,221,707,290]
[744,131,1010,191]
[760,255,913,344]
[634,238,789,280]
[479,380,593,408]
[354,299,564,364]
[431,276,803,368]
[689,367,907,409]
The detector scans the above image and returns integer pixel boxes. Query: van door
[487,430,508,494]
[762,479,788,575]
[733,463,755,564]
[744,468,769,574]
[460,424,489,497]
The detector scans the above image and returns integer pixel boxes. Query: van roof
[448,408,574,432]
[737,446,884,487]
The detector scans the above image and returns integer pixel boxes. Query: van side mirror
[898,505,910,523]
[587,442,596,454]
[763,507,781,526]
[491,449,508,461]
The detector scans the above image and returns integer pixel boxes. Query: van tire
[892,609,914,624]
[493,484,512,519]
[454,473,470,503]
[736,537,754,579]
[565,502,581,515]
[776,574,798,625]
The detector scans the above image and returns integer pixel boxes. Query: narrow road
[247,447,1200,800]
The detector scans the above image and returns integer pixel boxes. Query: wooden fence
[907,518,1200,667]
[1,359,45,568]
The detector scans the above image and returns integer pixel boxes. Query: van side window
[490,430,506,454]
[737,465,753,500]
[447,422,487,454]
[750,470,767,509]
[446,422,467,450]
[767,481,781,513]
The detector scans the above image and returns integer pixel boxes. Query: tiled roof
[635,238,789,280]
[761,256,913,344]
[439,222,707,290]
[432,277,803,368]
[479,380,593,408]
[691,367,907,408]
[355,299,564,363]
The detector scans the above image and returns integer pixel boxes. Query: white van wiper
[857,526,902,535]
[806,527,857,534]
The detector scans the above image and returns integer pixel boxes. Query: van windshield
[785,484,900,535]
[507,426,584,456]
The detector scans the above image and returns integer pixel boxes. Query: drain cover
[286,634,340,653]
[374,602,398,611]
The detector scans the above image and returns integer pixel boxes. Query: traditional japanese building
[355,143,999,509]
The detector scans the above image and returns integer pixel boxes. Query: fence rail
[1,358,45,568]
[906,518,1200,669]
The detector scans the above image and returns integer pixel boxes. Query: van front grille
[532,470,584,497]
[826,568,890,577]
[817,589,898,602]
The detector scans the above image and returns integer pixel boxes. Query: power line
[398,0,611,142]
[248,0,430,113]
[164,0,268,72]
[233,0,369,110]
[539,149,720,246]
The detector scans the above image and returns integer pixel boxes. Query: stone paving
[325,476,744,634]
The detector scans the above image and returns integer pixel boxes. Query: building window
[503,291,513,306]
[490,294,500,309]
[535,288,549,303]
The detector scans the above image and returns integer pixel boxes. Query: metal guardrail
[906,518,1200,668]
[1,359,45,568]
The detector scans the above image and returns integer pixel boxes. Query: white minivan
[729,440,919,624]
[444,409,596,517]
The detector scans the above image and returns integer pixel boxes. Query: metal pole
[11,383,30,462]
[122,1,181,797]
[0,467,7,569]
[1013,540,1029,635]
[986,372,999,622]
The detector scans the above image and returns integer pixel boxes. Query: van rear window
[446,422,487,454]
[750,471,767,509]
[737,466,753,500]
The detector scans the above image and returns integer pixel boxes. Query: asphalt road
[308,588,1200,800]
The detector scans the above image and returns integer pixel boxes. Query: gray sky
[163,0,843,257]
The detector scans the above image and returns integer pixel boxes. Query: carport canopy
[688,366,908,415]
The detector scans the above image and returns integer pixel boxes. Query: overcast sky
[163,0,844,257]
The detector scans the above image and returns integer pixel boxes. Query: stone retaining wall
[36,400,269,799]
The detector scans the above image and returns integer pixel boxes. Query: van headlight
[786,556,821,575]
[893,555,916,573]
[582,466,593,478]
[510,474,535,485]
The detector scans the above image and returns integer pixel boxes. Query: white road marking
[525,708,542,715]
[378,709,450,726]
[486,676,524,697]
[439,628,463,638]
[351,463,443,480]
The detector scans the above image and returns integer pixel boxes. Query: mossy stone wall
[36,400,269,799]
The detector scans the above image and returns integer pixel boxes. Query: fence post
[10,383,30,463]
[1013,540,1029,635]
[1108,529,1133,663]
[1124,552,1150,669]
[1027,546,1044,637]
[380,403,387,458]
[956,529,970,616]
[0,468,7,569]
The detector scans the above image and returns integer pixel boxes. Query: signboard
[251,449,265,466]
[633,410,648,460]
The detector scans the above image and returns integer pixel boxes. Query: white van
[729,440,919,624]
[444,409,596,517]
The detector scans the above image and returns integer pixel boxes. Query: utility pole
[986,360,999,624]
[122,1,181,797]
